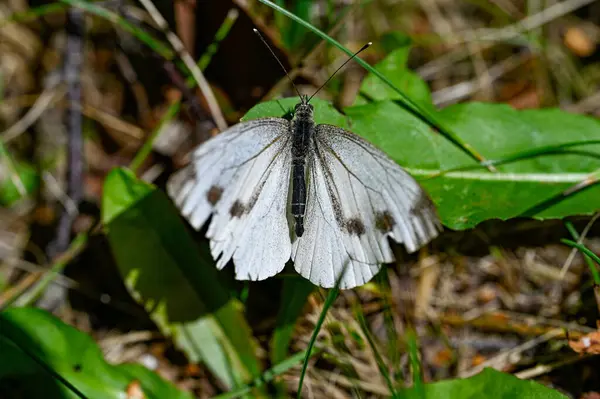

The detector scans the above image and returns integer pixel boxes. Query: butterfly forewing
[291,124,441,289]
[167,118,293,280]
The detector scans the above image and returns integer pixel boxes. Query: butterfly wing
[292,124,441,289]
[167,118,293,280]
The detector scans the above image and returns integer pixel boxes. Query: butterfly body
[168,98,441,289]
[290,98,315,237]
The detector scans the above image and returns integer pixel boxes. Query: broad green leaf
[359,45,433,107]
[101,168,263,391]
[242,98,600,230]
[346,101,600,229]
[0,307,193,399]
[270,278,314,364]
[399,368,567,399]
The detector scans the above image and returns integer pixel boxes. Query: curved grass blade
[518,169,600,218]
[375,272,404,384]
[213,349,320,399]
[353,303,396,396]
[565,219,600,279]
[429,140,600,178]
[297,287,339,399]
[198,8,239,70]
[561,239,600,285]
[406,329,424,399]
[565,218,600,313]
[258,0,492,167]
[130,102,180,173]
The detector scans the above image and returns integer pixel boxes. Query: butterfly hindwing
[292,124,441,289]
[167,118,293,280]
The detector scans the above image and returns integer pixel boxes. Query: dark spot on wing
[229,200,245,218]
[345,217,366,236]
[247,180,266,211]
[207,185,223,205]
[375,211,395,233]
[410,191,436,216]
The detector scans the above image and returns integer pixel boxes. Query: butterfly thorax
[290,102,315,160]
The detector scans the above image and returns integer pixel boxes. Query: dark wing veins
[228,136,291,218]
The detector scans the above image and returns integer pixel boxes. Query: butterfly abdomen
[291,160,306,236]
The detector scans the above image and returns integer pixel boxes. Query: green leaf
[101,168,263,390]
[359,45,433,107]
[242,98,600,230]
[346,101,600,229]
[399,368,567,399]
[0,307,194,399]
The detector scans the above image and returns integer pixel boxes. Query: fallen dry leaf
[569,330,600,354]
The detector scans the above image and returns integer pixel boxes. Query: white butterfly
[167,95,441,289]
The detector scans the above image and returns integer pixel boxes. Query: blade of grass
[353,303,396,396]
[560,239,600,285]
[137,0,226,130]
[213,348,320,399]
[129,101,180,173]
[405,329,424,399]
[258,0,493,168]
[429,139,600,178]
[375,272,404,384]
[297,287,339,399]
[129,9,239,172]
[564,218,599,274]
[564,219,600,313]
[198,8,239,70]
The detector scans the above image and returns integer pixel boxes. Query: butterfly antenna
[308,42,372,103]
[253,28,304,101]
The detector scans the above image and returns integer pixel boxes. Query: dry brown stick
[137,0,227,130]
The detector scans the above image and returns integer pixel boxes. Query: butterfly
[167,93,442,289]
